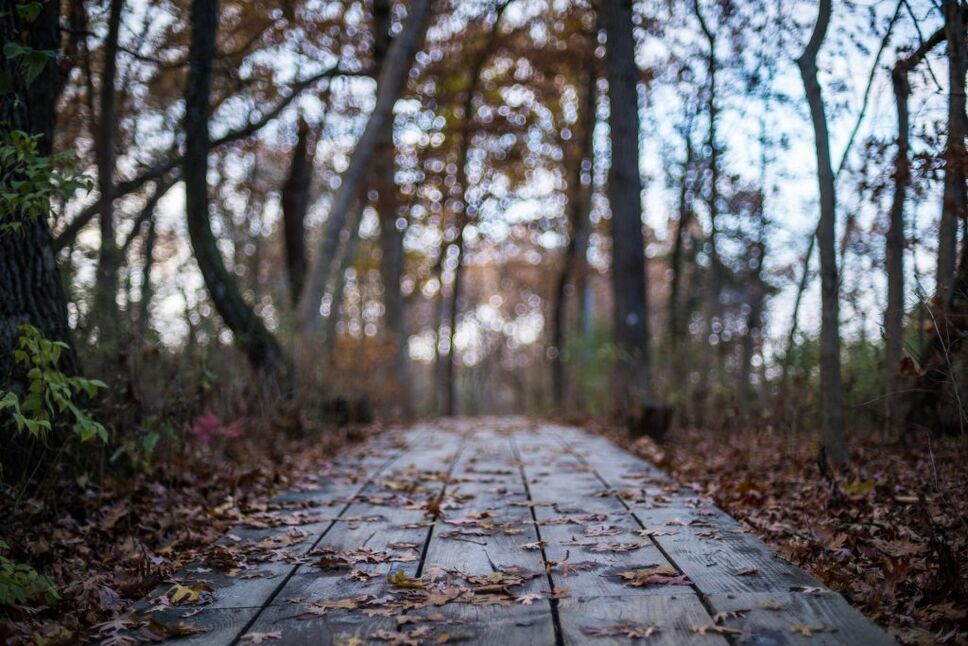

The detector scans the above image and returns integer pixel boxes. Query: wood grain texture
[141,419,889,645]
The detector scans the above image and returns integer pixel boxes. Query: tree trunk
[551,66,596,409]
[602,0,651,409]
[441,3,509,417]
[668,108,696,351]
[93,0,124,348]
[884,62,910,431]
[183,0,288,385]
[296,0,432,360]
[324,207,364,356]
[0,0,78,388]
[694,2,723,419]
[282,117,315,306]
[371,0,411,414]
[938,0,968,305]
[797,0,847,465]
[138,218,157,337]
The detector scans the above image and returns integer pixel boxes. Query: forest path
[140,418,891,645]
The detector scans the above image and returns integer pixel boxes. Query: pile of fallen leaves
[593,420,968,644]
[0,423,374,645]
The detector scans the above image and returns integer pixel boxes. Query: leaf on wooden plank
[691,624,742,635]
[516,592,543,605]
[583,622,661,639]
[165,581,213,606]
[616,565,690,587]
[587,541,646,553]
[387,570,425,589]
[520,540,547,550]
[790,624,834,636]
[240,631,282,643]
[733,567,759,576]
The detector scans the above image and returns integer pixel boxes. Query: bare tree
[183,0,288,384]
[602,0,651,408]
[371,0,411,413]
[551,64,596,408]
[796,0,847,465]
[296,0,433,372]
[938,0,968,304]
[91,0,124,348]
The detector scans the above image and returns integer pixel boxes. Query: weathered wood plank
[513,430,694,599]
[705,591,893,645]
[557,595,729,645]
[543,423,892,643]
[139,428,434,644]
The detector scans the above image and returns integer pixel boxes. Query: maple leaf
[759,600,785,611]
[516,592,543,605]
[583,622,661,639]
[712,609,749,624]
[240,631,282,643]
[733,567,759,576]
[520,540,547,550]
[166,581,213,606]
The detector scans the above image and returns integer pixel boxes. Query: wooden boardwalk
[139,418,892,645]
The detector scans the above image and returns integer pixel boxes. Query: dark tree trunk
[694,0,722,418]
[668,110,696,351]
[183,0,288,385]
[551,66,596,409]
[0,0,78,389]
[282,117,315,306]
[138,218,157,337]
[885,62,911,430]
[93,0,124,347]
[938,0,968,304]
[797,0,847,465]
[602,0,651,409]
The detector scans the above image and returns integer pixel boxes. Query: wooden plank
[545,426,821,595]
[557,595,729,645]
[705,591,893,645]
[234,428,468,642]
[421,425,556,644]
[138,428,435,644]
[512,430,693,599]
[544,423,892,643]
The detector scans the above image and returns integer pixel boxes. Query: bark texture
[183,0,288,384]
[92,0,124,346]
[1,0,78,388]
[797,0,847,465]
[602,0,651,408]
[938,0,968,305]
[282,118,315,306]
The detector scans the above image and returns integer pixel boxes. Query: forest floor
[589,420,968,644]
[0,417,964,644]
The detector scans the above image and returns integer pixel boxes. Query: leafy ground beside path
[1,417,966,644]
[586,420,968,644]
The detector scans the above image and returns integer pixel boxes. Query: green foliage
[0,324,108,443]
[0,130,91,231]
[0,539,58,606]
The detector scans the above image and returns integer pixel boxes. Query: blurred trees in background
[4,0,968,471]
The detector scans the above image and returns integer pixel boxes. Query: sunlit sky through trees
[60,0,948,374]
